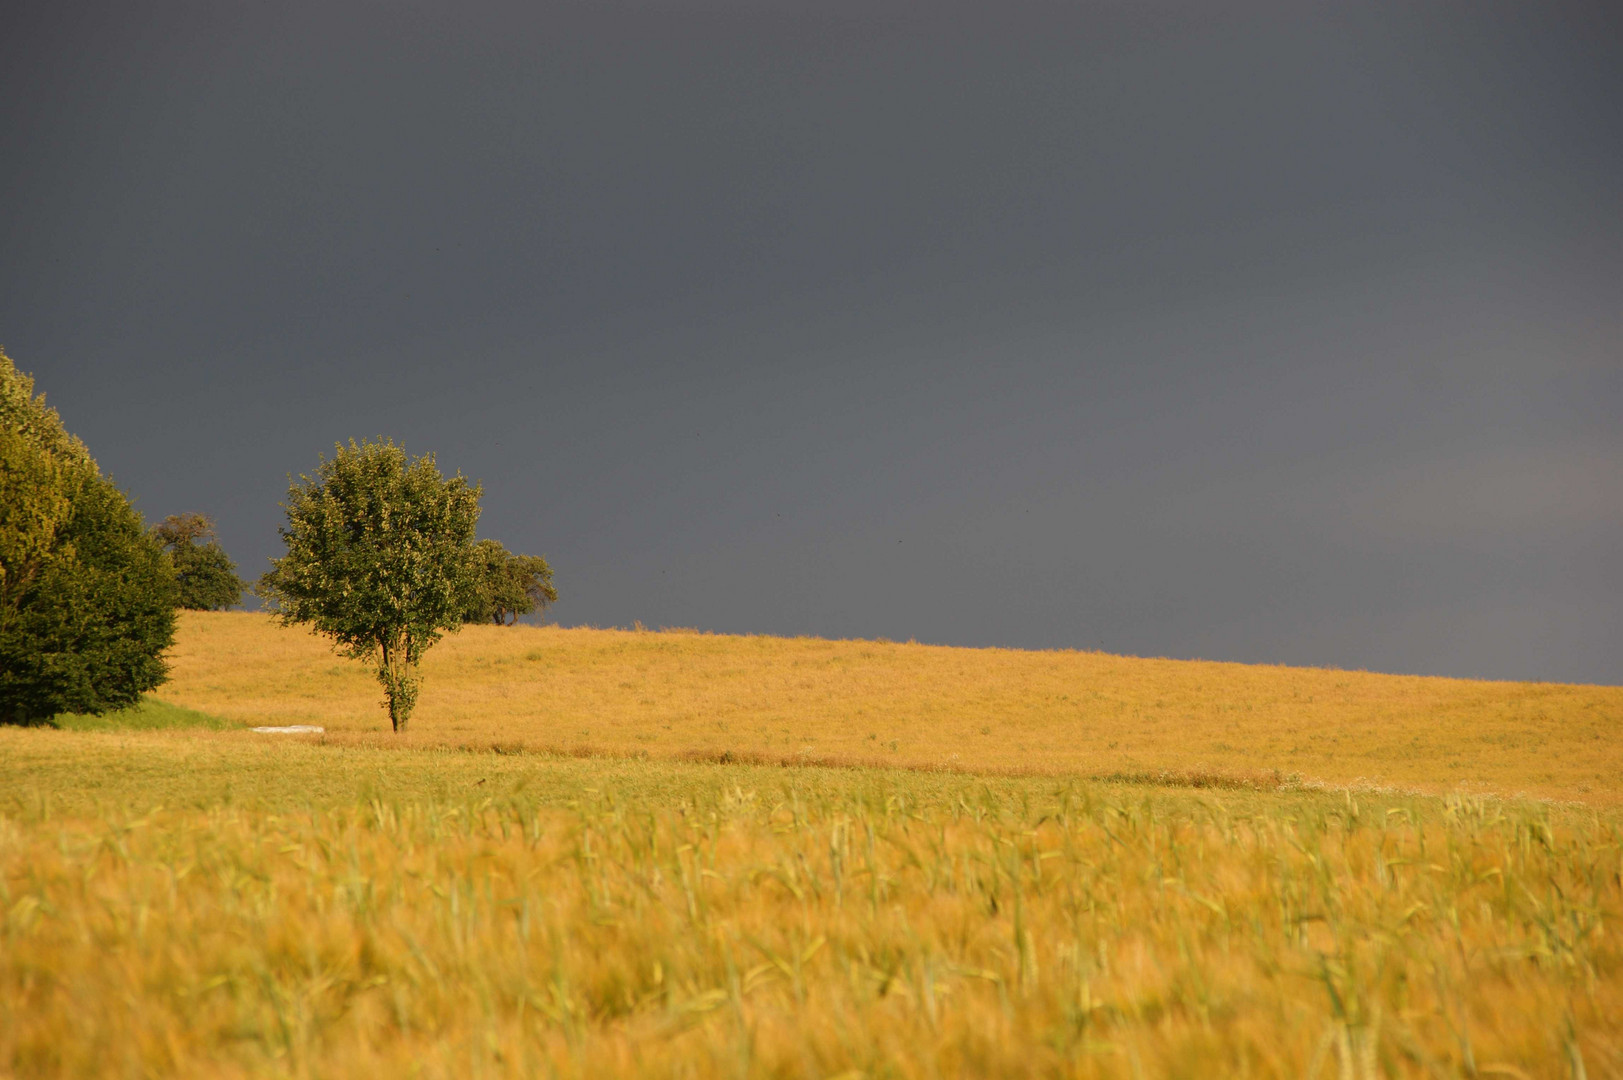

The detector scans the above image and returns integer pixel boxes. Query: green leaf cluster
[257,438,482,731]
[463,538,557,625]
[151,513,245,610]
[0,349,178,725]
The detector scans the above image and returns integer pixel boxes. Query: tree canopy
[463,539,557,625]
[0,349,178,725]
[152,513,245,610]
[257,438,481,732]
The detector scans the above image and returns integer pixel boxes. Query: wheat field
[162,612,1622,805]
[3,729,1619,1078]
[3,613,1620,1078]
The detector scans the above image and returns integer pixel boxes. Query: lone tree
[257,438,481,732]
[152,513,245,610]
[463,538,557,625]
[0,349,178,725]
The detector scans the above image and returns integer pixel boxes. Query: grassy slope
[162,612,1623,804]
[50,696,239,732]
[2,728,1619,1079]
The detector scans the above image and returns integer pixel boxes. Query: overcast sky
[3,0,1618,684]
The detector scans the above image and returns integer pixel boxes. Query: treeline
[1,350,556,729]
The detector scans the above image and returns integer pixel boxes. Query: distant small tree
[257,438,481,732]
[463,539,557,625]
[152,513,245,610]
[1,349,178,725]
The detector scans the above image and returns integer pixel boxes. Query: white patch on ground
[250,725,325,734]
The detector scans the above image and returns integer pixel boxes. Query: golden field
[5,612,1621,1078]
[2,729,1619,1078]
[163,612,1622,805]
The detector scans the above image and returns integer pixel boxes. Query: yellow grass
[164,612,1622,805]
[6,613,1620,1077]
[2,729,1619,1078]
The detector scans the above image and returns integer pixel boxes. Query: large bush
[0,350,178,725]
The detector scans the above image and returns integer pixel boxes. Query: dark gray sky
[3,1,1619,684]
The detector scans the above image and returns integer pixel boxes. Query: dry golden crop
[3,730,1620,1079]
[5,614,1619,1077]
[163,612,1623,805]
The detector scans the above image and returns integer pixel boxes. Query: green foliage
[257,438,481,732]
[152,513,245,610]
[0,349,179,725]
[0,352,91,616]
[463,538,557,625]
[50,696,238,732]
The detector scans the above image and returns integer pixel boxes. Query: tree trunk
[378,637,416,733]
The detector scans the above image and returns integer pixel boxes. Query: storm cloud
[2,0,1618,682]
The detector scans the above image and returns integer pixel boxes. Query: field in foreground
[2,728,1619,1078]
[161,613,1623,805]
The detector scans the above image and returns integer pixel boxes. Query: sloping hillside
[162,612,1622,804]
